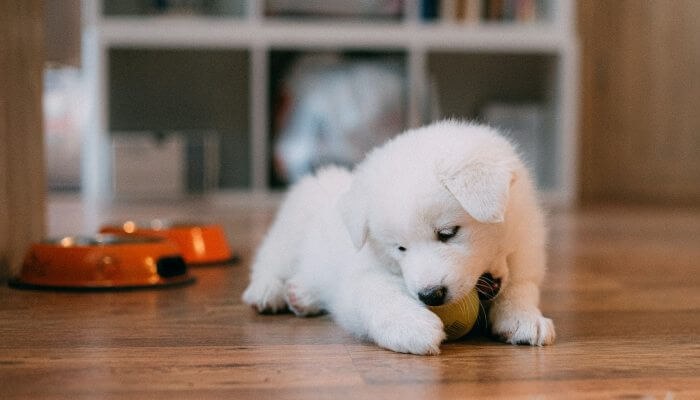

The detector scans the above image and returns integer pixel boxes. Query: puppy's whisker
[469,295,477,327]
[479,300,489,330]
[479,279,494,288]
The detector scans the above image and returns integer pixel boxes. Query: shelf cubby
[427,52,558,189]
[103,0,247,18]
[108,48,251,189]
[267,49,408,188]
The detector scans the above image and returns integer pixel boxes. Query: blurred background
[40,0,698,206]
[1,0,698,276]
[43,0,700,202]
[44,0,575,202]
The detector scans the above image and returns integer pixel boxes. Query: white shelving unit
[81,0,578,206]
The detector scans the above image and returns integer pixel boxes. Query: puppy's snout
[418,286,447,306]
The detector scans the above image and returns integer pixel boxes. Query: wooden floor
[1,197,699,399]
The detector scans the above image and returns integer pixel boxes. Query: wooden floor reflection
[1,196,698,399]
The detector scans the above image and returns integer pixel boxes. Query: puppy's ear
[337,183,369,250]
[439,161,513,223]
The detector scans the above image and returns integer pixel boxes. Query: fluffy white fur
[243,121,555,355]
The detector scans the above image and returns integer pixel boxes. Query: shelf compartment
[264,0,404,21]
[108,48,251,188]
[427,51,558,189]
[102,0,247,18]
[267,49,408,188]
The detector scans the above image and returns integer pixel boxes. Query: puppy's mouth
[475,272,501,301]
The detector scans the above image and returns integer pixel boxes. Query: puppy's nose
[418,286,447,306]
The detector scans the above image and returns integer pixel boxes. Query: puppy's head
[338,122,517,306]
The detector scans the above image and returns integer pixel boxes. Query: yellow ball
[428,289,480,340]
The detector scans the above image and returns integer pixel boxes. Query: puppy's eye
[397,246,407,252]
[437,226,460,242]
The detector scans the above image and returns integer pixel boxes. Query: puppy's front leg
[489,245,556,346]
[330,269,446,355]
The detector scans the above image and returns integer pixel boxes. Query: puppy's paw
[285,280,323,317]
[242,277,287,314]
[490,306,556,346]
[373,307,446,355]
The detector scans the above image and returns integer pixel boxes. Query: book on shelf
[421,0,540,23]
[421,0,439,20]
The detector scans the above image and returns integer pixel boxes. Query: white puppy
[243,121,555,355]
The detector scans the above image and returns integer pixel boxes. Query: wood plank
[578,0,700,204]
[0,0,46,279]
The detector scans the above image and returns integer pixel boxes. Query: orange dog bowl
[9,235,195,290]
[100,221,235,265]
